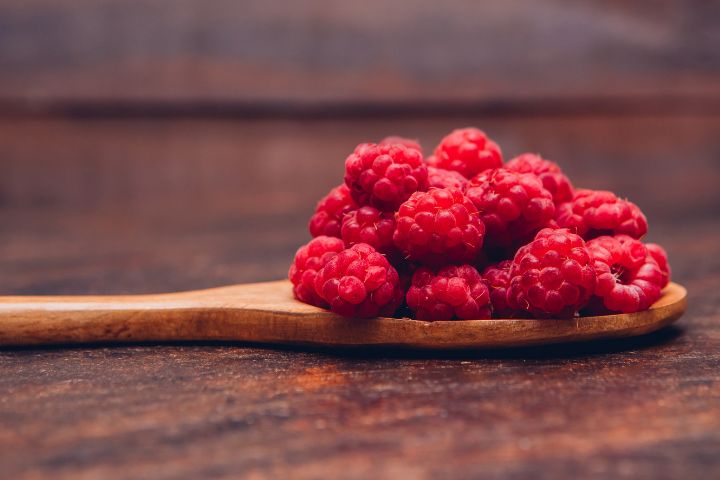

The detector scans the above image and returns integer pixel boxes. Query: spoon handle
[0,292,222,346]
[0,281,309,346]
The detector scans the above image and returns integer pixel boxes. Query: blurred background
[0,0,718,294]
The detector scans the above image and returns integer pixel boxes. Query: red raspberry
[314,243,403,318]
[482,260,514,318]
[465,168,555,247]
[406,265,491,320]
[379,136,423,153]
[393,188,485,266]
[430,127,503,178]
[427,166,468,189]
[344,143,428,211]
[505,153,574,204]
[507,228,596,318]
[288,236,345,307]
[555,189,648,240]
[341,205,397,256]
[587,235,664,313]
[646,243,671,288]
[308,184,357,238]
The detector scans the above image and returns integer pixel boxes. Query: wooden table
[0,113,718,479]
[0,1,719,477]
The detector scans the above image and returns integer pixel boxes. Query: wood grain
[0,281,687,349]
[0,2,718,472]
[0,0,718,106]
[0,114,718,479]
[1,115,719,219]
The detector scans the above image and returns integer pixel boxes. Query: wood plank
[0,115,718,220]
[0,0,718,105]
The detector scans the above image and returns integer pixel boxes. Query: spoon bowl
[0,280,686,349]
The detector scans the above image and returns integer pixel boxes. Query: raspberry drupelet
[587,235,664,313]
[313,243,403,318]
[507,228,596,318]
[505,153,574,204]
[427,166,468,190]
[429,127,503,178]
[308,184,358,238]
[482,260,514,318]
[379,135,423,153]
[406,265,491,320]
[646,243,671,288]
[344,142,428,211]
[555,189,648,240]
[341,206,397,256]
[393,188,485,266]
[288,236,345,307]
[465,168,555,248]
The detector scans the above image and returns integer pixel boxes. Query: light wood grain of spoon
[0,280,687,349]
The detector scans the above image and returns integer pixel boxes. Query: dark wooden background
[0,1,719,479]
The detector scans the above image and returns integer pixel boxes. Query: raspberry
[393,188,485,266]
[587,235,664,313]
[344,143,428,211]
[288,236,345,307]
[555,189,648,240]
[482,260,514,318]
[505,153,574,204]
[646,243,671,288]
[379,135,423,153]
[341,206,397,256]
[507,228,596,318]
[314,243,403,318]
[308,184,357,238]
[465,168,555,247]
[406,265,491,320]
[430,127,503,178]
[427,166,468,189]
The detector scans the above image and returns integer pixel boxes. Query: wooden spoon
[0,281,686,349]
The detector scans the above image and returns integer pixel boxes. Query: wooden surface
[1,3,718,476]
[0,0,719,107]
[0,113,718,479]
[0,280,687,349]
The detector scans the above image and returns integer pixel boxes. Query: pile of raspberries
[289,127,671,320]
